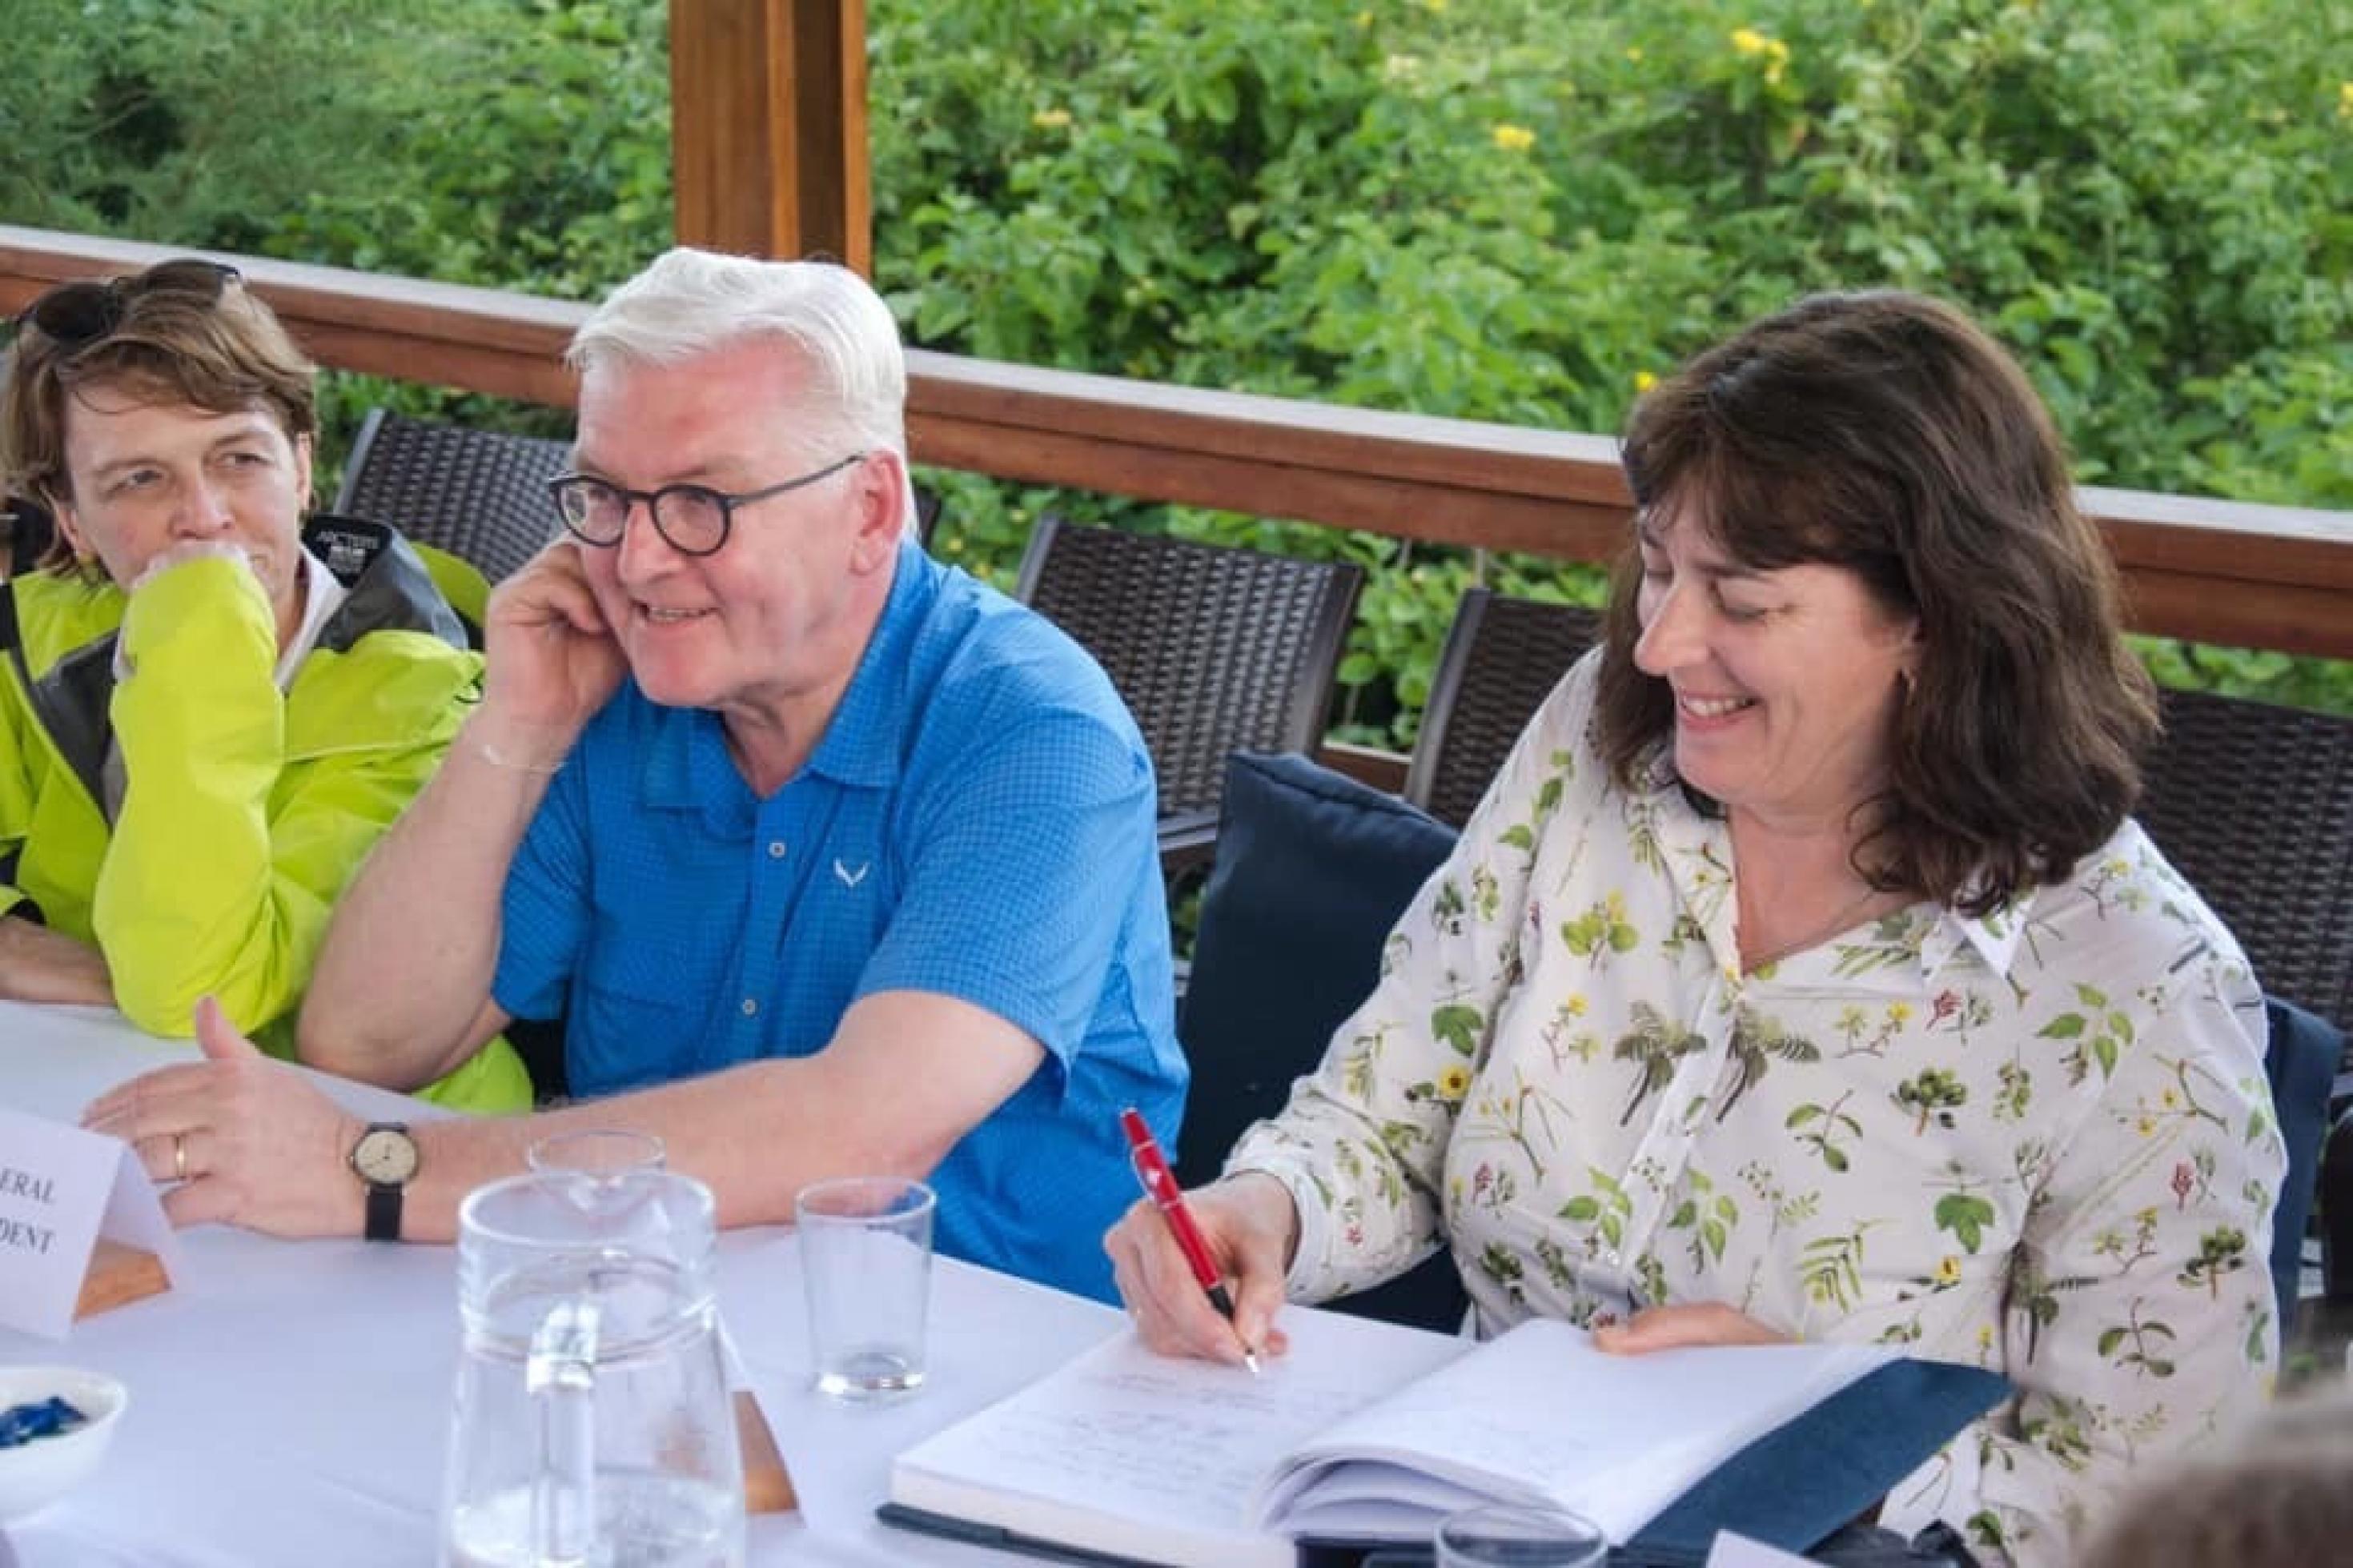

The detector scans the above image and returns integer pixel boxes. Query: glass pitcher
[441,1162,745,1567]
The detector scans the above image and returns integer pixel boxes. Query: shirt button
[767,840,787,859]
[740,998,758,1017]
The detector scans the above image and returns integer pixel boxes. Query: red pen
[1119,1107,1262,1374]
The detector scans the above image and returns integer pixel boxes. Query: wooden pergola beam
[669,0,871,271]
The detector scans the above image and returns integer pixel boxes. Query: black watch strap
[363,1180,403,1242]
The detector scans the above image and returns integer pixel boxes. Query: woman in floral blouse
[1106,291,2283,1566]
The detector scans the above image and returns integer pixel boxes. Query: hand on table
[1104,1170,1299,1368]
[1592,1301,1791,1353]
[82,996,364,1237]
[0,914,114,1005]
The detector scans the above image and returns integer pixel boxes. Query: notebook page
[891,1306,1468,1566]
[1257,1317,1893,1542]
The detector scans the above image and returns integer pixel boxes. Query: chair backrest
[2263,997,2343,1323]
[2137,686,2353,1031]
[1404,588,1604,828]
[1014,516,1364,820]
[334,407,571,588]
[1181,750,1468,1332]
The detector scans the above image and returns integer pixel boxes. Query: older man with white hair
[85,248,1187,1302]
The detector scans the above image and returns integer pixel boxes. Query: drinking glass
[1434,1504,1609,1568]
[526,1128,667,1181]
[794,1176,935,1402]
[526,1129,669,1230]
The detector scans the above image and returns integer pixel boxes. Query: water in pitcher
[444,1167,743,1568]
[445,1470,738,1567]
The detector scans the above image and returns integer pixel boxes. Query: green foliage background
[4,0,2347,736]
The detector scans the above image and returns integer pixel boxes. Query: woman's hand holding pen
[1105,1171,1299,1368]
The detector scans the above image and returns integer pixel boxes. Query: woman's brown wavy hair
[1592,291,2156,916]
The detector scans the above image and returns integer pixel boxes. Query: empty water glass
[1435,1504,1609,1567]
[795,1176,935,1402]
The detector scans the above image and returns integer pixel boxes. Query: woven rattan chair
[334,407,570,588]
[2136,684,2353,1300]
[2138,686,2353,1031]
[1403,588,1604,828]
[1014,515,1363,869]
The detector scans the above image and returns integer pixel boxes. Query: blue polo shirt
[491,538,1186,1301]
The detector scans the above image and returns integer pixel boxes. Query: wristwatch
[348,1122,420,1242]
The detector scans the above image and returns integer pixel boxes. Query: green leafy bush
[6,0,2347,731]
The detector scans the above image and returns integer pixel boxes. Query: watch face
[352,1125,419,1186]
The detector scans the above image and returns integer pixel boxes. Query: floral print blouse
[1230,653,2281,1567]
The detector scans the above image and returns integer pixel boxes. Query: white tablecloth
[0,1001,1126,1565]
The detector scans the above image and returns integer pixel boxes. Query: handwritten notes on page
[890,1305,1468,1568]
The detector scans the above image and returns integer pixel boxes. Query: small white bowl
[0,1365,127,1522]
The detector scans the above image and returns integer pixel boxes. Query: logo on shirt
[833,858,870,889]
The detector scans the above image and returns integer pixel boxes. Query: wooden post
[669,0,871,273]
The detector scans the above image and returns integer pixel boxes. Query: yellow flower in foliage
[1030,107,1071,130]
[1492,123,1536,153]
[1634,369,1658,393]
[1764,38,1791,87]
[1731,26,1768,55]
[2339,82,2353,120]
[1625,46,1644,63]
[1436,1064,1474,1103]
[1933,1256,1963,1286]
[1355,9,1374,27]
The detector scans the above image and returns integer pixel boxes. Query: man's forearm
[396,1060,832,1242]
[300,710,563,1083]
[396,997,1028,1243]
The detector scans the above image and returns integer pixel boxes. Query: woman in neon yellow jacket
[0,258,526,1113]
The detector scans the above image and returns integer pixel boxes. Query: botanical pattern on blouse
[1231,654,2281,1568]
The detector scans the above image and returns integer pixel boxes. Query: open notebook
[885,1305,2002,1568]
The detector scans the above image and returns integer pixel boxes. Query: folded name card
[0,1105,181,1339]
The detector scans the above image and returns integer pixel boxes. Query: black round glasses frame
[545,451,869,558]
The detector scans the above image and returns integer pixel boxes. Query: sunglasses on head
[17,259,243,350]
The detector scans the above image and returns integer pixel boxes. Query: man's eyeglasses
[547,452,867,558]
[17,259,243,350]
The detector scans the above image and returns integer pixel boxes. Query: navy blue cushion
[2263,997,2342,1319]
[1179,752,1457,1181]
[1179,751,1466,1331]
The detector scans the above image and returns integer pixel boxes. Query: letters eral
[0,1167,57,1205]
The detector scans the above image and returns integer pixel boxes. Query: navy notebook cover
[1624,1356,2010,1557]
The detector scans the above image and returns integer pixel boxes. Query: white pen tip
[1243,1349,1263,1378]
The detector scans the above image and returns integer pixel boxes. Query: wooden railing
[7,224,2351,665]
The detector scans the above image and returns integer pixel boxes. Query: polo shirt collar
[803,536,930,790]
